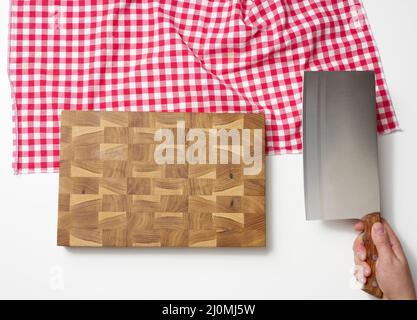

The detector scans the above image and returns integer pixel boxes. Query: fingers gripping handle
[361,212,383,299]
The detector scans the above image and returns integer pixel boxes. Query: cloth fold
[8,0,398,173]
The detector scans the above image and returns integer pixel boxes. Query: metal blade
[303,71,381,221]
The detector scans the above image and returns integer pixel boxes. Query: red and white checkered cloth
[8,0,398,173]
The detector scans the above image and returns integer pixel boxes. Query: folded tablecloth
[9,0,398,173]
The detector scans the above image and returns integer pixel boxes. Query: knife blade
[303,71,383,298]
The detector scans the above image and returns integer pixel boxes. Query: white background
[0,0,416,299]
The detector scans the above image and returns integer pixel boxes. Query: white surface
[0,0,416,299]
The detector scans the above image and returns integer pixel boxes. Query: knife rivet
[372,255,378,261]
[372,280,378,288]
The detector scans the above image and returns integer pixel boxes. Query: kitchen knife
[303,71,383,298]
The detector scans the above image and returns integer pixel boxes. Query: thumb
[371,222,395,261]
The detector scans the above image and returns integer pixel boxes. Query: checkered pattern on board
[8,0,399,173]
[58,111,266,247]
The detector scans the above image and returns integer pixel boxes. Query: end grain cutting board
[57,111,266,247]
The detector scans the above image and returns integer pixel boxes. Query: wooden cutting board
[57,111,265,247]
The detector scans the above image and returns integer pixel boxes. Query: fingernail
[356,251,366,261]
[374,222,385,235]
[360,276,367,284]
[364,267,371,276]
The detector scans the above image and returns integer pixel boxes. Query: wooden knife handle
[361,212,383,299]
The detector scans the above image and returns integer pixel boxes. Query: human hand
[353,219,416,300]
